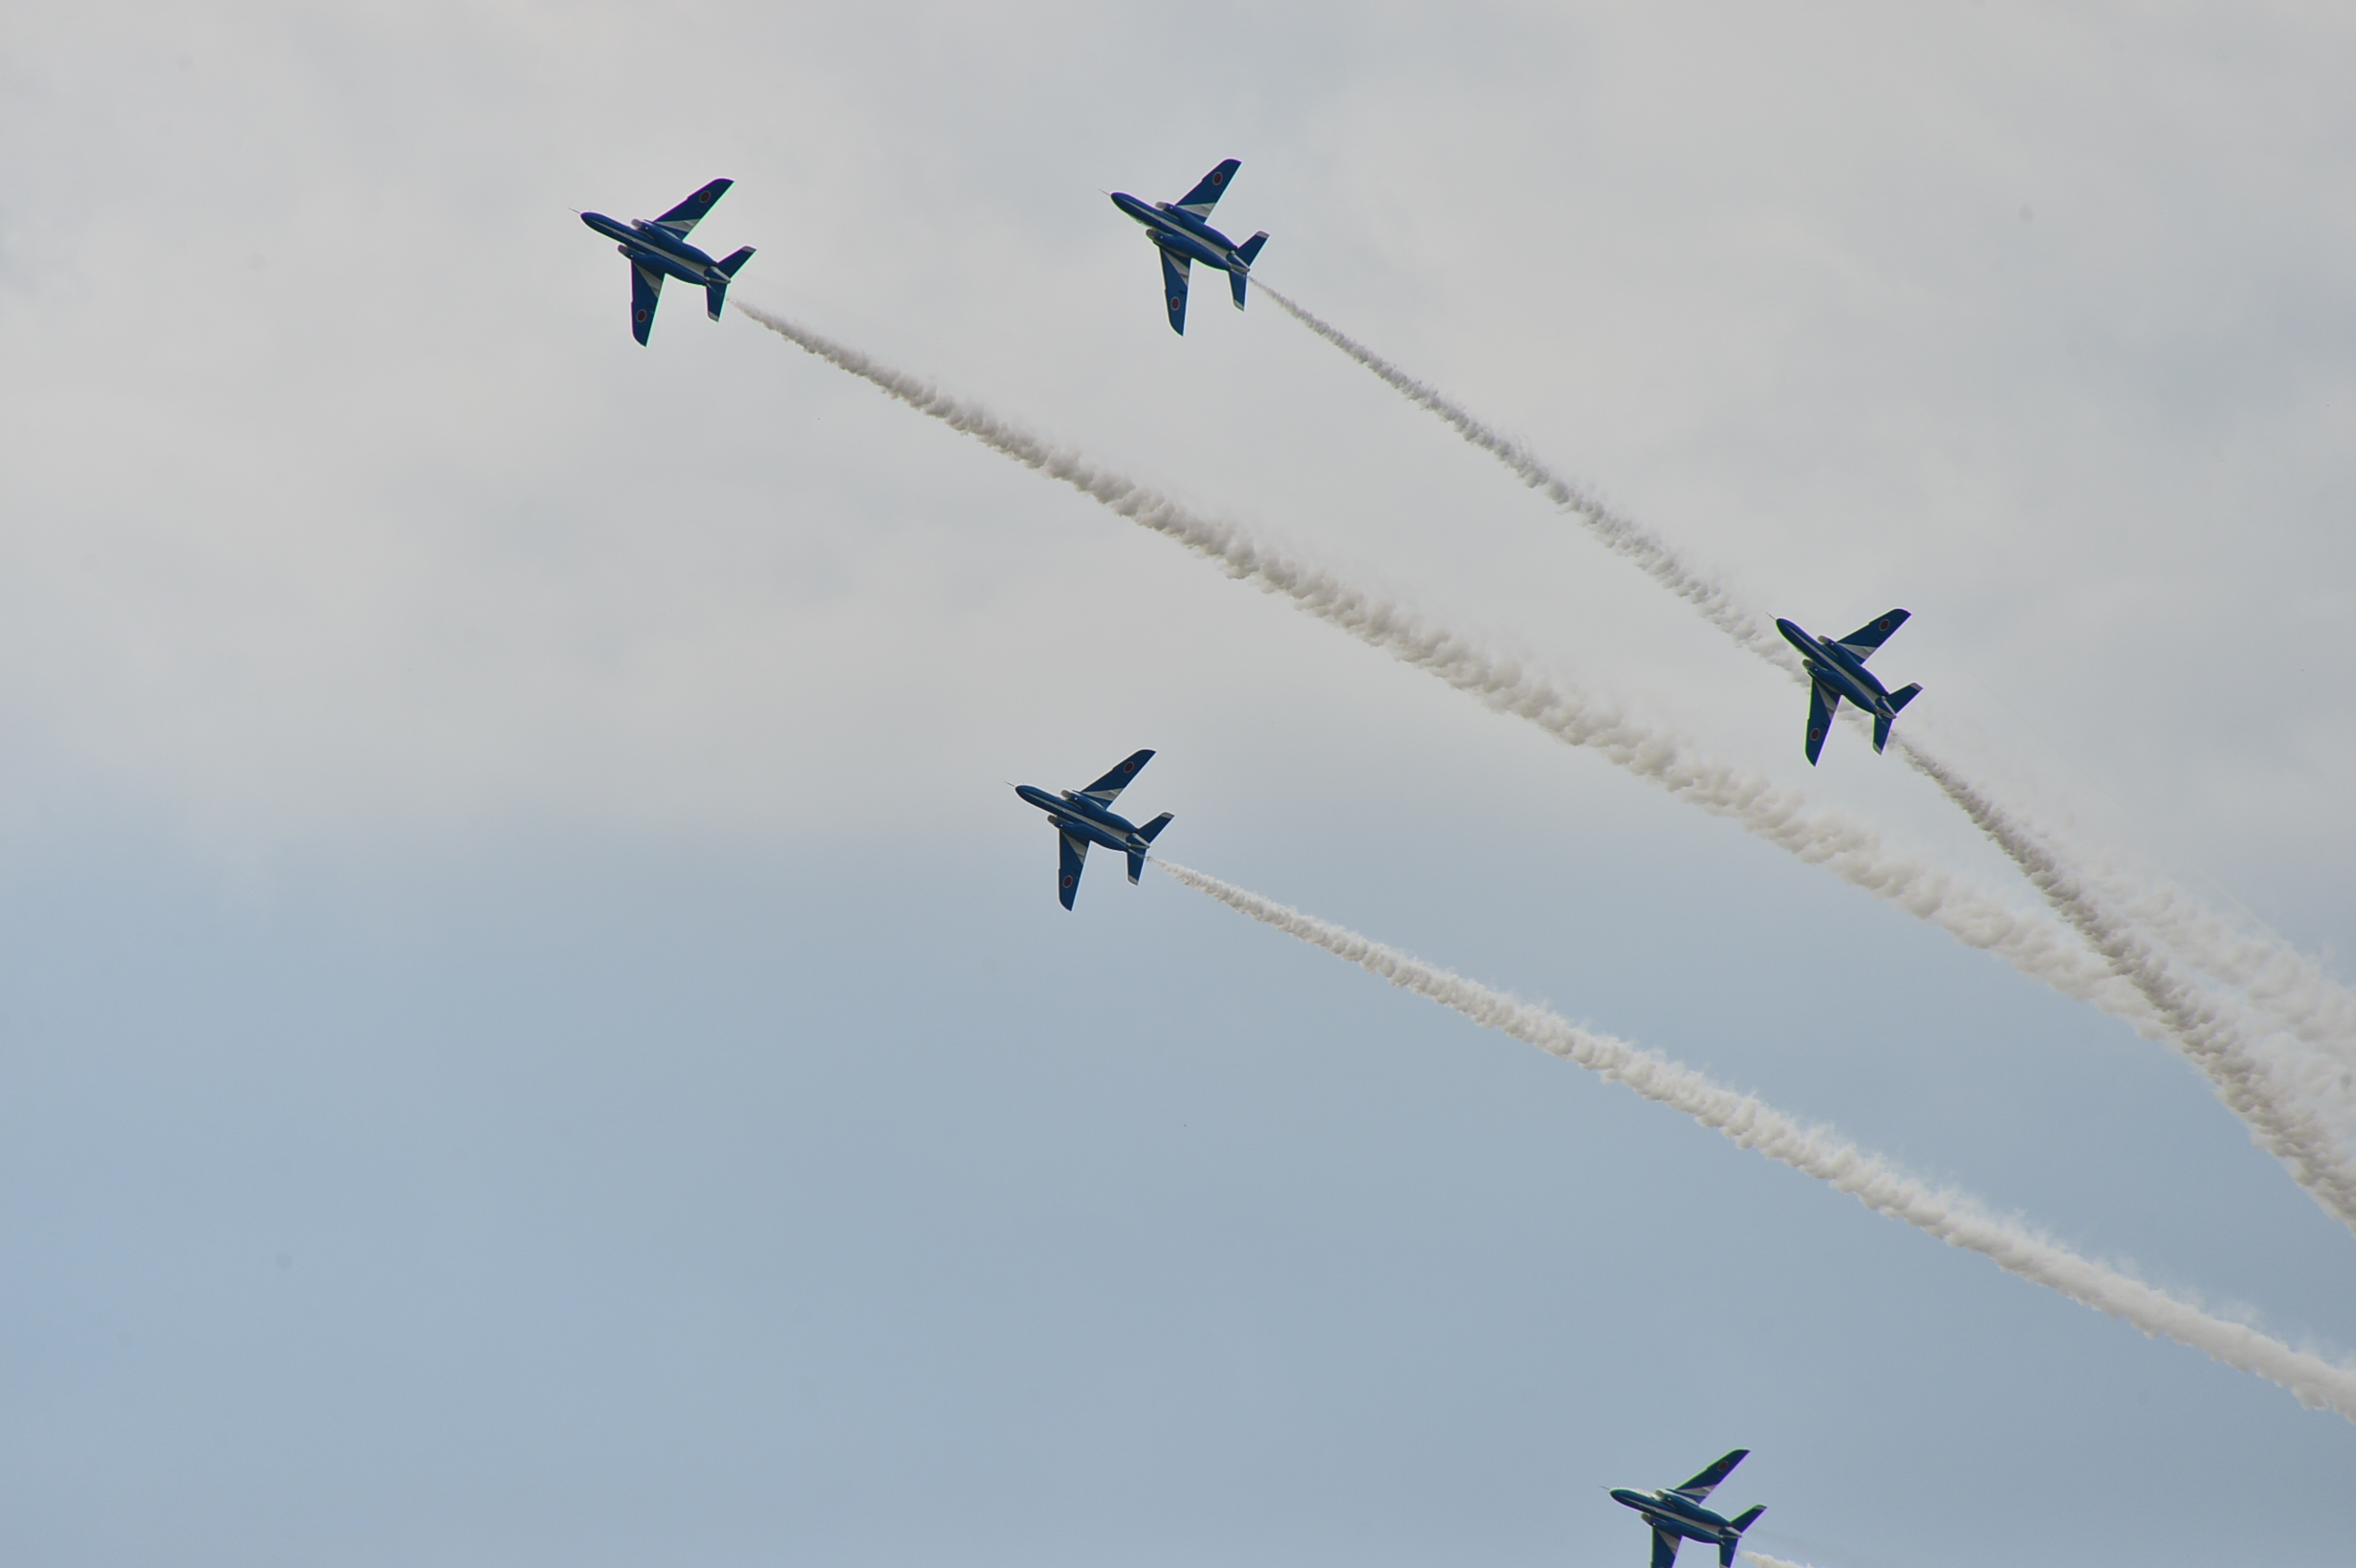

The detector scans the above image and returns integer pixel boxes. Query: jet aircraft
[1777,608,1923,764]
[1609,1448,1767,1568]
[1012,749,1174,910]
[578,179,755,345]
[1108,159,1269,335]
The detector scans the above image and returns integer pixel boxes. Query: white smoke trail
[1257,286,2356,1194]
[1901,743,2356,1234]
[1152,858,2356,1423]
[732,299,2148,1033]
[1255,284,1791,671]
[2092,856,2356,1078]
[1744,1556,1821,1568]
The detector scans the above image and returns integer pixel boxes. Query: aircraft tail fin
[1872,684,1923,753]
[1720,1507,1765,1567]
[1231,233,1269,310]
[1126,814,1173,884]
[706,247,755,319]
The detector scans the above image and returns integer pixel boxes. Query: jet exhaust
[1256,283,2356,1206]
[1152,857,2356,1424]
[731,298,2167,1043]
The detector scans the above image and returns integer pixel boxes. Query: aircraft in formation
[574,174,1921,930]
[1107,159,1271,335]
[1777,608,1923,764]
[573,167,1853,1553]
[578,178,756,345]
[1610,1448,1767,1568]
[1011,749,1175,910]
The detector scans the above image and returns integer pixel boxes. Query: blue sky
[3,4,2353,1564]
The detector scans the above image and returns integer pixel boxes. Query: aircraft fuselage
[1609,1488,1736,1547]
[1108,191,1252,274]
[1014,783,1152,856]
[579,210,729,286]
[1777,618,1902,717]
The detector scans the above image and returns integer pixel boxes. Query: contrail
[732,298,2149,1034]
[737,297,2356,1225]
[1255,285,2356,1200]
[2091,856,2356,1079]
[1909,747,2356,1184]
[1901,742,2356,1234]
[1153,858,2356,1423]
[1255,283,1791,671]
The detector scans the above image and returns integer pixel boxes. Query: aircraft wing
[1172,158,1241,219]
[1058,830,1089,910]
[629,261,665,345]
[1835,608,1909,660]
[1650,1526,1682,1568]
[1671,1448,1750,1503]
[1805,680,1841,765]
[1079,749,1155,806]
[1159,246,1191,335]
[653,177,733,239]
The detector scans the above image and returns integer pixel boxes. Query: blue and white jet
[1012,749,1175,910]
[1108,159,1269,335]
[578,179,755,345]
[1777,608,1923,764]
[1610,1448,1767,1568]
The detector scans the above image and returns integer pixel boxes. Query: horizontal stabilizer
[1871,685,1920,753]
[716,245,755,278]
[1126,813,1172,883]
[1720,1505,1765,1568]
[1235,230,1268,268]
[705,277,730,321]
[1230,266,1251,311]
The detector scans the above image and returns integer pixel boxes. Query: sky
[3,3,2354,1564]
